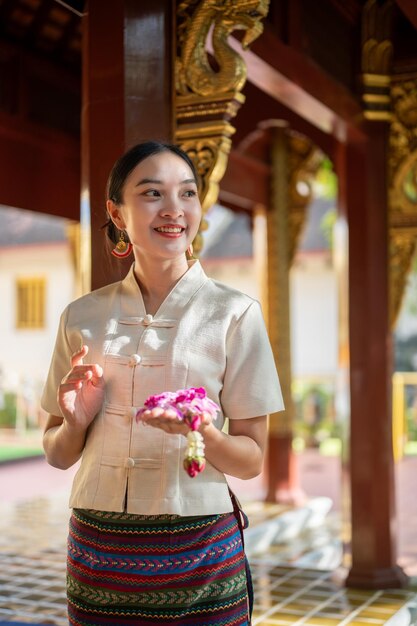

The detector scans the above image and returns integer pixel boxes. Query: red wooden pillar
[345,123,408,588]
[81,0,174,290]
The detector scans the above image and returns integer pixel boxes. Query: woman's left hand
[139,407,212,435]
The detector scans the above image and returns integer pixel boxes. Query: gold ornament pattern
[389,78,417,326]
[175,0,270,254]
[361,0,393,121]
[360,2,417,328]
[287,132,323,264]
[266,125,322,436]
[176,0,269,97]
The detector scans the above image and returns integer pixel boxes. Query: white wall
[202,253,338,381]
[202,257,260,300]
[291,254,338,378]
[0,243,76,392]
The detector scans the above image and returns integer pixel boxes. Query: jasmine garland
[136,387,220,477]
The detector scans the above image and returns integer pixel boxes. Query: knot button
[125,457,135,468]
[128,354,141,367]
[143,314,153,326]
[126,407,138,420]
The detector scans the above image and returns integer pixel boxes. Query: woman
[42,141,283,625]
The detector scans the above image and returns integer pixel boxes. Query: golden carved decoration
[66,223,82,297]
[263,123,322,436]
[175,93,245,254]
[287,132,323,264]
[177,131,235,253]
[361,0,393,121]
[267,124,292,436]
[389,81,417,214]
[389,234,417,327]
[175,0,270,255]
[359,2,417,328]
[389,78,417,326]
[176,0,269,97]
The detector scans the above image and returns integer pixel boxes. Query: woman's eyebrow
[136,178,162,186]
[135,177,197,186]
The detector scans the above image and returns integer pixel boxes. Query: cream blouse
[41,261,284,515]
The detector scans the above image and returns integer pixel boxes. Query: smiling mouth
[154,226,185,234]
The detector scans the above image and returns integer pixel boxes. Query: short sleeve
[220,301,284,420]
[41,306,73,417]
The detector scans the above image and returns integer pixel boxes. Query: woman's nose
[160,198,184,217]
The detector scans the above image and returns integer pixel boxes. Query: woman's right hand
[58,345,105,431]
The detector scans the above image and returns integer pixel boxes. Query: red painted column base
[346,564,408,589]
[266,433,305,505]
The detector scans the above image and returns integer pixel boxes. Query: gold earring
[186,243,194,260]
[111,231,133,259]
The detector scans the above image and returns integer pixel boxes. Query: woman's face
[108,151,201,261]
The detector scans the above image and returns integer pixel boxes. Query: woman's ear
[106,199,126,230]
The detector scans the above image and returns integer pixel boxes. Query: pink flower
[183,412,202,431]
[136,387,220,425]
[183,457,206,477]
[136,391,180,420]
[175,387,205,403]
[136,387,219,478]
[144,391,177,410]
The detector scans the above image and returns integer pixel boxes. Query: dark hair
[104,141,198,245]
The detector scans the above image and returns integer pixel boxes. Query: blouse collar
[119,260,208,320]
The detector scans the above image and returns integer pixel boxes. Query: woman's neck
[133,254,191,315]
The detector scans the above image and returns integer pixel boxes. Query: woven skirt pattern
[67,508,250,625]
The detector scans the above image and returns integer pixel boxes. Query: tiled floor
[250,563,417,625]
[1,493,417,625]
[0,496,69,625]
[1,453,417,625]
[0,551,67,625]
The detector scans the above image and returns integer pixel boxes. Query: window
[16,277,46,329]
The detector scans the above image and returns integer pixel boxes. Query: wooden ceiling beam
[395,0,417,31]
[219,150,270,210]
[229,26,363,141]
[235,82,337,161]
[0,38,79,91]
[0,110,79,219]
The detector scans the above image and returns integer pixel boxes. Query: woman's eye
[144,189,161,197]
[184,189,197,198]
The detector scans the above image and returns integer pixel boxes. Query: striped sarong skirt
[67,508,251,625]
